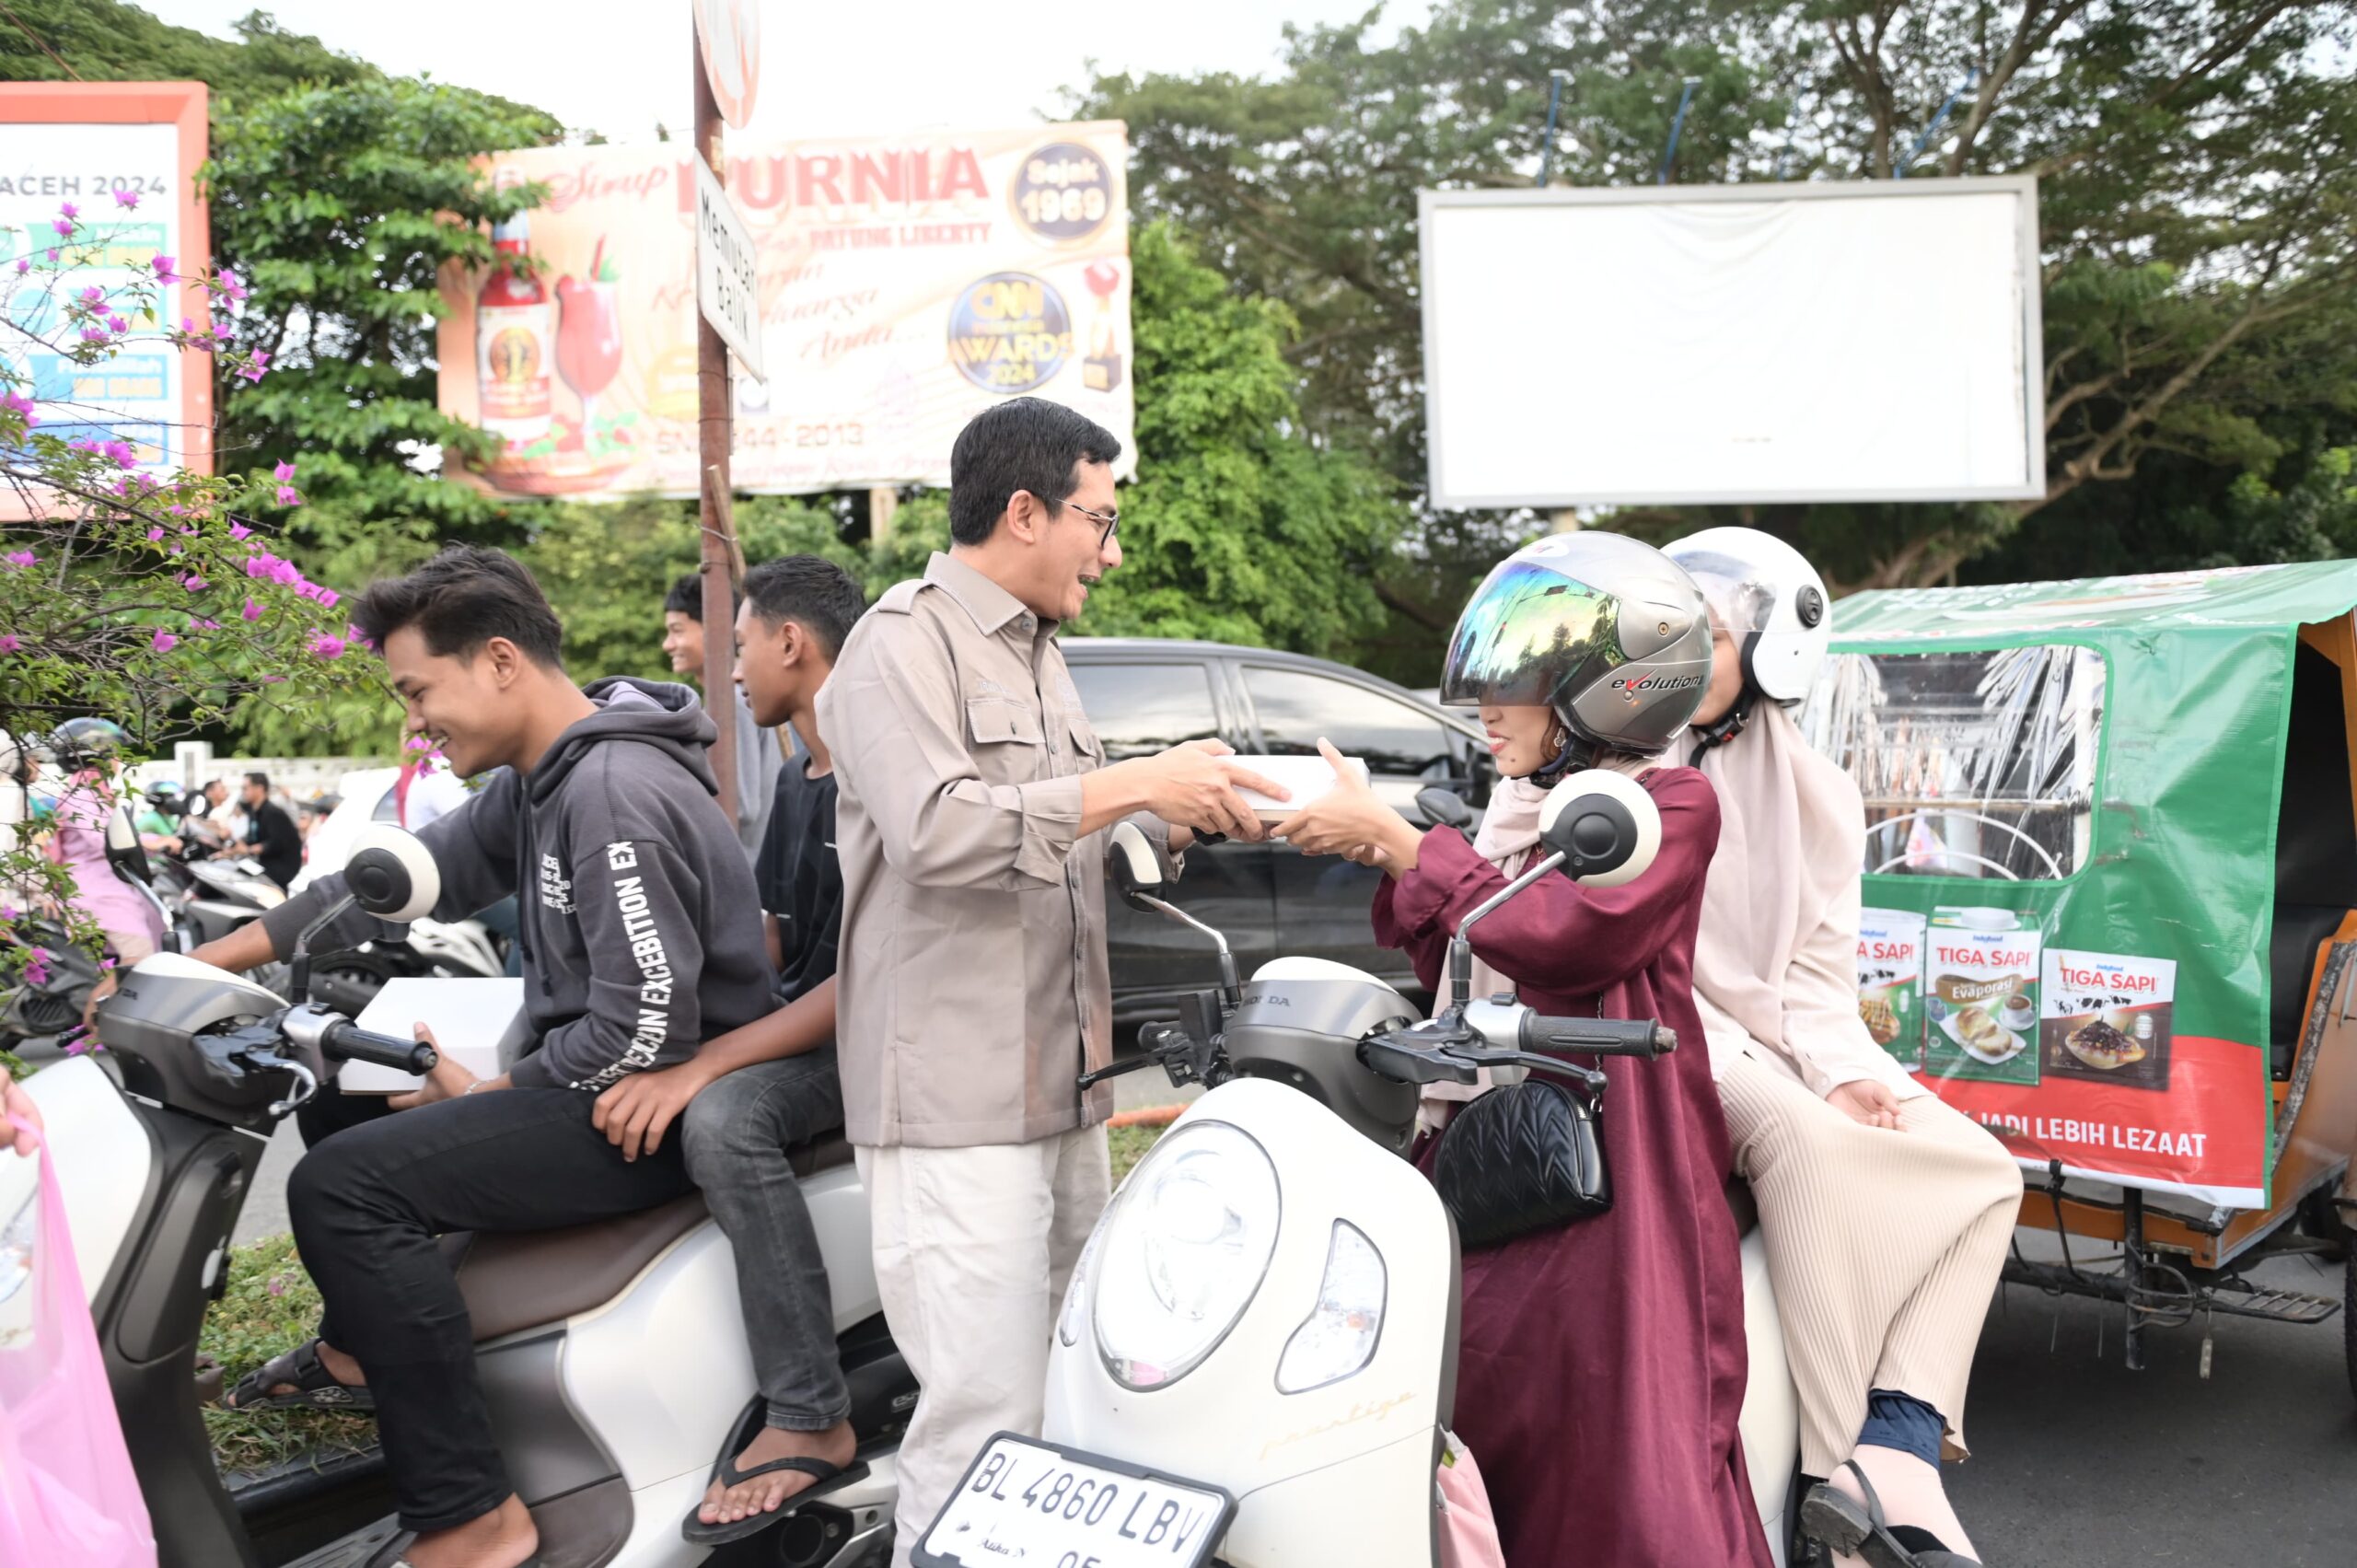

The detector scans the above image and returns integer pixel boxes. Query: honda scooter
[915,772,1802,1568]
[0,825,909,1568]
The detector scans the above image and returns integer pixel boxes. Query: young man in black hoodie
[194,546,773,1568]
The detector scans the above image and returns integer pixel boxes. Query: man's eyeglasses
[1064,500,1120,549]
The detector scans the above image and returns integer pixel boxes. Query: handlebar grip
[1519,1015,1676,1057]
[322,1020,440,1074]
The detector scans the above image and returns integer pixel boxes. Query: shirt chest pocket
[965,696,1045,783]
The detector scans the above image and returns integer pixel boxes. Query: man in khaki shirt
[820,398,1282,1564]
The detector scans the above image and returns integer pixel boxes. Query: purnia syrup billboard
[436,122,1134,498]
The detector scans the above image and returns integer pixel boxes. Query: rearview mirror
[1538,770,1662,889]
[1106,820,1167,910]
[103,803,155,885]
[343,824,441,922]
[1415,786,1475,833]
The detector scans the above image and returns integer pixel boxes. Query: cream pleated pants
[1718,1049,2024,1475]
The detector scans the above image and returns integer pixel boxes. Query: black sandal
[680,1398,872,1547]
[224,1339,376,1413]
[1799,1460,1982,1568]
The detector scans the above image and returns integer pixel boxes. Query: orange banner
[436,122,1133,498]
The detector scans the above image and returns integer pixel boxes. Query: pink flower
[275,484,301,506]
[106,314,128,334]
[318,587,341,610]
[241,599,263,621]
[149,628,177,653]
[2,551,34,570]
[57,203,76,220]
[112,189,139,210]
[11,259,27,274]
[52,218,73,238]
[273,460,296,482]
[218,269,247,303]
[309,633,346,660]
[43,249,58,263]
[150,254,175,281]
[79,327,108,344]
[146,526,165,541]
[102,440,135,468]
[0,635,19,654]
[1,391,33,420]
[259,673,285,685]
[78,285,104,306]
[181,574,207,592]
[237,352,268,383]
[228,522,251,540]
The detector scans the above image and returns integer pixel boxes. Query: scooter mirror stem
[1134,892,1243,1006]
[1448,849,1568,1005]
[288,892,357,1005]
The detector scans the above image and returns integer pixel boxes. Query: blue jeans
[681,1049,852,1431]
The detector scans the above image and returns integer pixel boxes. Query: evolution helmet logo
[1609,671,1704,696]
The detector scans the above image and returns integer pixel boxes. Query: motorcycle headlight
[1058,1217,1103,1349]
[1275,1220,1387,1394]
[1094,1121,1279,1391]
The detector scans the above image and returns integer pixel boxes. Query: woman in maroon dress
[1276,535,1771,1568]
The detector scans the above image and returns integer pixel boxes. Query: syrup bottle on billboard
[476,213,554,448]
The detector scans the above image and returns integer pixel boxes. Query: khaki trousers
[1719,1051,2024,1475]
[858,1126,1111,1568]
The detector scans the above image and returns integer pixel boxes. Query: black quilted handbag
[1431,1074,1610,1250]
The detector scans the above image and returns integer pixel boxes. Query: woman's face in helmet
[1479,703,1560,780]
[1690,627,1744,727]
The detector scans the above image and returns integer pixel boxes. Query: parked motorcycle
[914,772,1803,1568]
[0,825,910,1568]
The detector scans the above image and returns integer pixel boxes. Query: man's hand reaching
[1119,738,1287,843]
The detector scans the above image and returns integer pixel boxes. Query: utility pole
[694,12,739,830]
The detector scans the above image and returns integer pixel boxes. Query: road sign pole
[694,13,739,830]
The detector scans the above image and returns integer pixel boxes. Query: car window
[1243,666,1453,777]
[1067,662,1223,761]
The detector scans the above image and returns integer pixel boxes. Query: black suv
[1063,639,1493,1024]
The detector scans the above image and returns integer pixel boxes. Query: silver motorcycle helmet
[1438,532,1713,761]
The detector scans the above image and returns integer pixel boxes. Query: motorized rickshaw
[1804,560,2357,1384]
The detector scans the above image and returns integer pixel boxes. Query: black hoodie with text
[261,678,776,1090]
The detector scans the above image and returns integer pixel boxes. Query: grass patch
[1109,1121,1167,1183]
[201,1234,376,1478]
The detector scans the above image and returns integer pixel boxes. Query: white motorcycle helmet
[1664,528,1832,705]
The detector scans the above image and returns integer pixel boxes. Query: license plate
[916,1432,1235,1568]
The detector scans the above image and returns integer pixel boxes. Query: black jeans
[284,1088,697,1532]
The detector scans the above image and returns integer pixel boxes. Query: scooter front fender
[1046,1078,1451,1568]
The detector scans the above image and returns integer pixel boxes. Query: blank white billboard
[1419,178,2044,509]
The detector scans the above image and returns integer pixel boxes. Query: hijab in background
[1689,700,1922,1100]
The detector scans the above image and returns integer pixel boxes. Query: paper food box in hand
[1231,752,1373,823]
[340,977,534,1095]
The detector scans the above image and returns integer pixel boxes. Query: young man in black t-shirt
[590,555,869,1542]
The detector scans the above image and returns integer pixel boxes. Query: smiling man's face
[1030,457,1121,624]
[383,626,520,780]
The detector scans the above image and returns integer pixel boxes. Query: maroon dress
[1373,768,1769,1568]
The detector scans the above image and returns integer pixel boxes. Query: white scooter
[914,772,1802,1568]
[0,826,908,1568]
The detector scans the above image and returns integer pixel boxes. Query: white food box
[338,977,534,1094]
[1228,752,1373,822]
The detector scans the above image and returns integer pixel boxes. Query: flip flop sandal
[224,1339,377,1413]
[1799,1460,1982,1568]
[680,1398,873,1547]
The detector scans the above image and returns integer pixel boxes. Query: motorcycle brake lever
[235,1047,319,1117]
[1446,1044,1608,1095]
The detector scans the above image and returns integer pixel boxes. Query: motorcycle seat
[444,1130,857,1342]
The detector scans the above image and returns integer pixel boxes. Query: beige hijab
[1689,701,1923,1100]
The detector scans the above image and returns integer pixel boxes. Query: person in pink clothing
[1276,535,1771,1568]
[37,720,163,969]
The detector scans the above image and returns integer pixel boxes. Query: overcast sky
[148,1,1422,145]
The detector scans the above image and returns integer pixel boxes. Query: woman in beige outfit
[1667,528,2023,1568]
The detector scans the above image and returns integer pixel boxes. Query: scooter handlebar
[320,1019,439,1074]
[1519,1014,1675,1057]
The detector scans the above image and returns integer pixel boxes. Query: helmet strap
[1688,689,1760,766]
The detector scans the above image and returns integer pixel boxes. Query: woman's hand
[1827,1079,1904,1131]
[1272,740,1422,876]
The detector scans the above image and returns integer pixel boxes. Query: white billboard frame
[1417,177,2047,510]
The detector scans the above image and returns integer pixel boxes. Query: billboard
[0,83,212,495]
[1418,178,2045,509]
[436,122,1134,498]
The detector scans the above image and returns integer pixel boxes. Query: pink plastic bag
[1436,1427,1507,1568]
[0,1113,157,1568]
